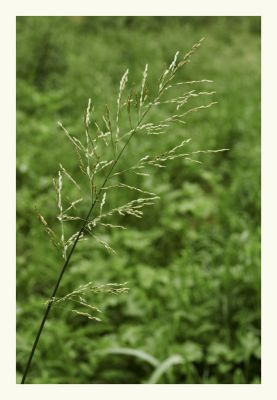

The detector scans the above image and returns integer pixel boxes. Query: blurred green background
[16,16,261,384]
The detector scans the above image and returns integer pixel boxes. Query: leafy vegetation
[16,16,260,384]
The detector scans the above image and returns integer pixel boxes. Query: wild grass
[20,37,228,384]
[16,16,261,384]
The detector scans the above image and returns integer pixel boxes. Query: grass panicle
[21,38,228,384]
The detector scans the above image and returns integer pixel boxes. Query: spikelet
[116,69,129,145]
[99,192,107,216]
[139,64,148,118]
[59,163,81,191]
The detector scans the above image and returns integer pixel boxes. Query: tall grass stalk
[20,38,227,383]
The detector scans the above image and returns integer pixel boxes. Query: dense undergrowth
[16,16,260,384]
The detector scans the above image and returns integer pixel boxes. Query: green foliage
[16,16,260,384]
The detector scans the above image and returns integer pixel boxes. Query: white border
[1,1,276,398]
[9,0,262,16]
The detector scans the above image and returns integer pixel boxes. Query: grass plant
[20,38,227,383]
